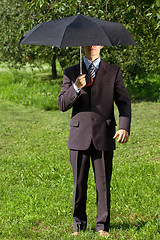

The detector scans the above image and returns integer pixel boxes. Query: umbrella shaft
[80,46,82,75]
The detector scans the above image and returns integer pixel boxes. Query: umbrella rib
[59,15,80,47]
[85,16,113,46]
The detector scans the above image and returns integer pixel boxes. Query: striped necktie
[88,63,96,79]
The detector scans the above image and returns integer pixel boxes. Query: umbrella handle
[86,77,93,87]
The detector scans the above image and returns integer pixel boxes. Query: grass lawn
[0,63,62,111]
[0,100,159,240]
[0,63,159,112]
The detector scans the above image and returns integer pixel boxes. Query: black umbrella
[19,14,137,74]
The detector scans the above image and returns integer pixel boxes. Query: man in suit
[58,45,131,237]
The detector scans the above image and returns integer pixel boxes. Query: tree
[0,0,159,81]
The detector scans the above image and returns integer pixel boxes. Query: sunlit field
[0,64,159,239]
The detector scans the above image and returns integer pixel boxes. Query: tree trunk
[106,1,107,14]
[51,53,57,79]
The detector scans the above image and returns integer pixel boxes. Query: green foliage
[128,73,160,101]
[0,100,159,239]
[0,0,159,82]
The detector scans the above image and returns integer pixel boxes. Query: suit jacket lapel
[93,60,108,86]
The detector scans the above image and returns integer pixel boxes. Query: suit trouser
[70,142,113,232]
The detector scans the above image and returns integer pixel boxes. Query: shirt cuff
[73,83,80,93]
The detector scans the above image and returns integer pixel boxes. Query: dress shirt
[84,56,101,73]
[73,57,101,93]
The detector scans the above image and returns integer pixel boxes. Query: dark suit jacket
[58,60,131,151]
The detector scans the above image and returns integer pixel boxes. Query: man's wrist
[73,83,80,93]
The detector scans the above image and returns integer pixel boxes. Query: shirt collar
[84,57,101,71]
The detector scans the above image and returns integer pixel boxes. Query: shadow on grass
[110,219,148,230]
[89,219,149,233]
[35,72,63,83]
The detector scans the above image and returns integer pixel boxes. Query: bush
[127,74,160,102]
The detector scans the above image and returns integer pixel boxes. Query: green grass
[0,100,159,240]
[0,63,159,114]
[0,63,159,239]
[0,63,62,111]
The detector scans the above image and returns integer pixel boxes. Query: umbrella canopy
[19,14,137,48]
[19,14,137,75]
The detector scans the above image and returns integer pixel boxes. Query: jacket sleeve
[114,67,131,135]
[58,69,81,112]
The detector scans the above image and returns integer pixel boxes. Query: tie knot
[89,63,94,70]
[88,63,96,79]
